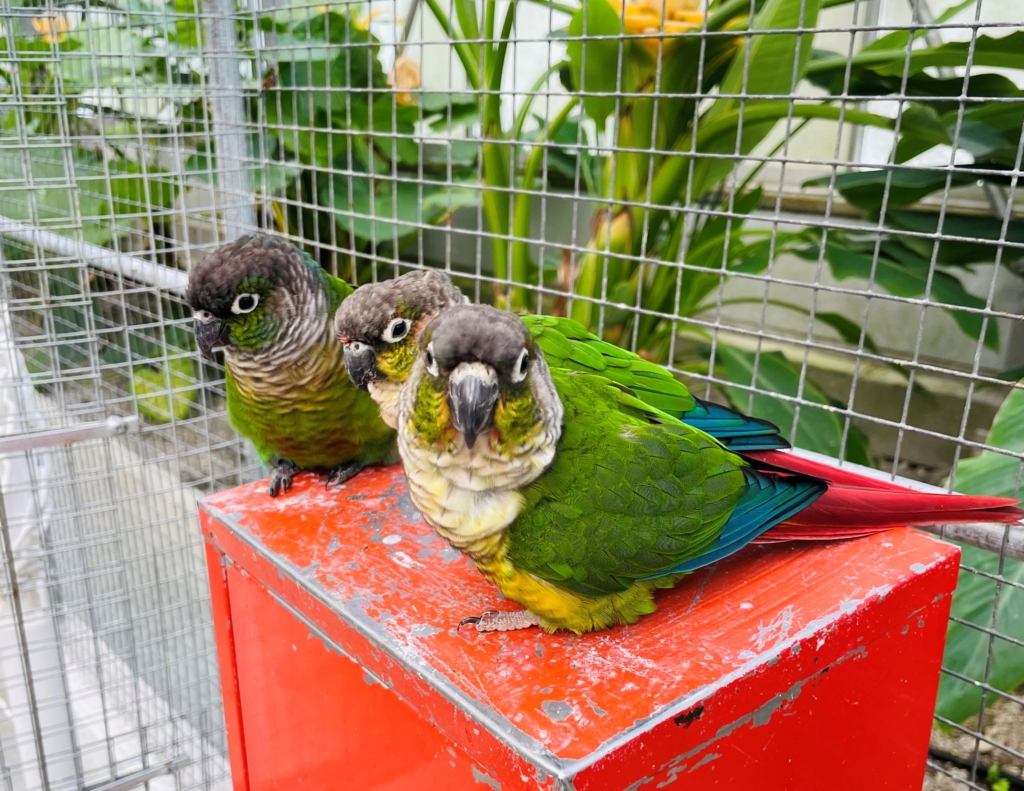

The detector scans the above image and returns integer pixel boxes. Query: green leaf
[936,381,1024,724]
[325,174,479,245]
[133,356,197,424]
[715,344,871,464]
[805,168,979,212]
[566,0,628,127]
[797,235,999,349]
[0,144,177,246]
[886,210,1024,271]
[691,0,821,197]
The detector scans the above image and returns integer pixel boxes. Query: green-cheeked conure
[186,233,396,496]
[395,304,1022,634]
[333,268,786,451]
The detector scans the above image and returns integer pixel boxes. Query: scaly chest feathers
[398,423,554,556]
[368,379,403,429]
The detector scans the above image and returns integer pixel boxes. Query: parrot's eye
[382,317,410,343]
[193,309,214,323]
[511,349,529,383]
[424,343,439,376]
[232,293,259,314]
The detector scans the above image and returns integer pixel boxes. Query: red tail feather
[746,450,1022,543]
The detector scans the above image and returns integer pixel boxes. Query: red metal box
[200,464,959,791]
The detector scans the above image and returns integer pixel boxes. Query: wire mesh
[0,0,1020,787]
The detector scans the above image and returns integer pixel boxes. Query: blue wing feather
[647,467,826,576]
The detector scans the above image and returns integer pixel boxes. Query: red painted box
[200,463,959,791]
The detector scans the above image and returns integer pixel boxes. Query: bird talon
[326,461,364,488]
[457,610,499,630]
[268,460,299,498]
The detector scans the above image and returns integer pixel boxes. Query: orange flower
[619,0,705,57]
[388,55,420,106]
[31,12,74,44]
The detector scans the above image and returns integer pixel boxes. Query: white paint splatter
[382,534,402,545]
[390,551,425,569]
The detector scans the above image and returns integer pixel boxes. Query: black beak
[194,318,231,360]
[448,367,499,449]
[343,344,382,391]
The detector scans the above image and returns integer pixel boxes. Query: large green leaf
[808,31,1024,80]
[566,0,629,128]
[936,382,1024,724]
[885,210,1024,271]
[691,0,821,197]
[795,235,999,349]
[0,145,177,245]
[325,174,478,245]
[715,344,871,464]
[804,168,980,212]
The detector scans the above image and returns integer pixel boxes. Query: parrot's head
[334,269,464,390]
[186,233,324,360]
[409,304,563,453]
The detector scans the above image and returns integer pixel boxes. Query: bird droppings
[739,602,753,610]
[542,700,575,722]
[382,534,403,545]
[673,703,705,728]
[471,766,501,791]
[911,563,928,574]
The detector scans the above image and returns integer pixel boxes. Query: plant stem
[422,0,480,88]
[512,61,569,143]
[521,0,578,15]
[510,96,580,309]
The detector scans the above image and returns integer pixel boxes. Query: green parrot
[395,304,1021,634]
[186,233,396,496]
[333,268,787,450]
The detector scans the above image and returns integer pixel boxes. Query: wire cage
[0,0,1021,788]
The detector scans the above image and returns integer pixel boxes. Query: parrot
[333,268,786,451]
[186,233,396,497]
[395,303,1023,635]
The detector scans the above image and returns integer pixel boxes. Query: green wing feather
[506,369,747,597]
[521,314,789,450]
[522,315,697,417]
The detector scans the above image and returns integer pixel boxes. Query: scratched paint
[201,466,960,773]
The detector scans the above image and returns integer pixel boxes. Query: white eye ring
[424,342,439,376]
[346,340,368,354]
[511,349,529,383]
[231,293,259,314]
[382,317,410,344]
[193,309,214,323]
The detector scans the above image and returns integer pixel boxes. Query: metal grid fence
[0,0,1021,787]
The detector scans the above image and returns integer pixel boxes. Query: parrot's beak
[448,362,499,450]
[343,342,383,391]
[194,316,231,360]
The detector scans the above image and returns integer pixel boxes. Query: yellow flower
[31,12,74,44]
[619,0,705,57]
[388,55,420,106]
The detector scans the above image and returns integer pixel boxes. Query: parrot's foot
[268,460,299,498]
[458,609,542,633]
[326,461,364,488]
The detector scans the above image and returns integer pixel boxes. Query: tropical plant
[420,0,1024,461]
[937,379,1024,725]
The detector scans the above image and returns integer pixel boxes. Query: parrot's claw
[326,461,364,489]
[268,460,299,498]
[458,609,541,633]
